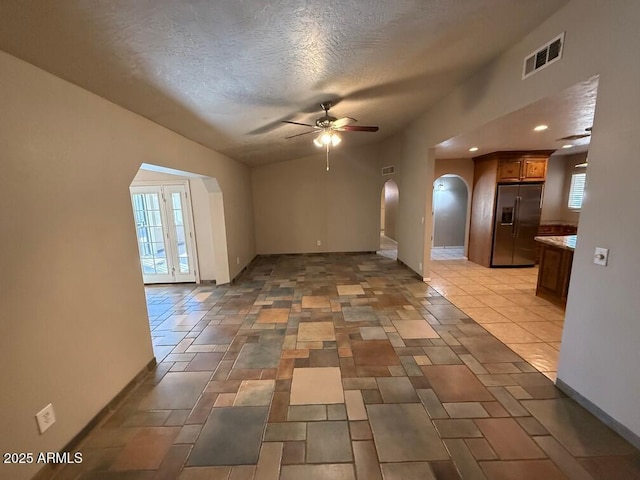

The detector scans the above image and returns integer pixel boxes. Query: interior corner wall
[395,0,640,438]
[251,143,383,254]
[541,155,568,223]
[0,50,254,480]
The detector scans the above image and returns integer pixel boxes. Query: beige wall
[541,155,567,223]
[0,51,254,480]
[383,180,399,240]
[132,169,218,281]
[386,0,640,439]
[252,143,384,254]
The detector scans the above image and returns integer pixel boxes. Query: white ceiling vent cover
[381,166,395,176]
[523,33,565,79]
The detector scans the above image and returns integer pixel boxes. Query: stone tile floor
[431,247,466,260]
[53,253,640,480]
[428,259,563,380]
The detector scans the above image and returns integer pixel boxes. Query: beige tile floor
[427,259,565,381]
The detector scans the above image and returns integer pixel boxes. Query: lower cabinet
[536,243,574,307]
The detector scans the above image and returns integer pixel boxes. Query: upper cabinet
[488,152,552,183]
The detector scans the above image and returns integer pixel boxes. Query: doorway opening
[379,179,398,260]
[130,164,231,285]
[432,175,468,260]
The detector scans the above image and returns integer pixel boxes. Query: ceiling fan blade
[285,130,318,139]
[336,125,379,132]
[332,117,357,129]
[282,120,316,128]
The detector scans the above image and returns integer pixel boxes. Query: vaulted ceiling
[0,1,568,166]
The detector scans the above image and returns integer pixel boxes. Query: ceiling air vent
[523,33,565,79]
[381,166,395,176]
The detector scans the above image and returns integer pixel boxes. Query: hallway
[55,254,640,480]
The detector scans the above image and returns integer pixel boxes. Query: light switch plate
[593,247,609,266]
[36,403,56,434]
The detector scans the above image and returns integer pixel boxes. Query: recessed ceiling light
[562,144,574,149]
[469,147,479,152]
[534,125,549,132]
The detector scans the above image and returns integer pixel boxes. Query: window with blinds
[568,172,586,209]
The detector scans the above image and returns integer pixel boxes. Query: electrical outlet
[36,403,56,434]
[317,240,321,246]
[419,262,423,271]
[236,257,240,265]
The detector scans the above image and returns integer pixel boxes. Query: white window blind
[568,172,586,209]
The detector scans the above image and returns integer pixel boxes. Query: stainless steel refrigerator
[492,183,543,266]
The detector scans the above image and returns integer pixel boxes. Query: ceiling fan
[557,126,592,141]
[282,102,379,171]
[283,102,379,144]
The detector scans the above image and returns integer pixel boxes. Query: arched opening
[379,179,399,260]
[129,163,230,285]
[432,174,468,260]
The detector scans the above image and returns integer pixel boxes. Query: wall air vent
[523,32,565,79]
[381,166,395,176]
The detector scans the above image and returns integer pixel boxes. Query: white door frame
[130,180,200,284]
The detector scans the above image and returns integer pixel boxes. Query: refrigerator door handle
[513,196,521,237]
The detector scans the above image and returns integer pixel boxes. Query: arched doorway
[379,179,399,259]
[432,175,468,260]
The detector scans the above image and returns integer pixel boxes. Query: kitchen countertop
[534,235,577,251]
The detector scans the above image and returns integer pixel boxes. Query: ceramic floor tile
[301,296,331,309]
[367,403,449,462]
[518,321,564,342]
[188,406,269,466]
[507,343,559,372]
[482,323,541,343]
[433,419,482,438]
[141,372,211,410]
[234,343,282,369]
[475,418,545,459]
[522,398,637,456]
[337,285,365,296]
[306,421,352,463]
[377,376,419,403]
[392,320,440,339]
[63,255,640,480]
[280,464,355,480]
[290,367,344,405]
[112,427,180,470]
[359,326,388,340]
[479,460,568,480]
[422,365,494,402]
[234,380,275,406]
[343,306,379,322]
[457,336,522,364]
[351,340,400,366]
[256,308,290,324]
[192,325,240,345]
[297,321,336,342]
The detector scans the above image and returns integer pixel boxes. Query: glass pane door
[164,185,196,282]
[130,183,196,284]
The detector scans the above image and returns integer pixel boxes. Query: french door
[130,183,197,283]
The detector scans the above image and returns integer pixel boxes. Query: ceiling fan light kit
[283,102,379,171]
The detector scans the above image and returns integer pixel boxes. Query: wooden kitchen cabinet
[495,154,549,183]
[468,150,554,267]
[536,241,574,307]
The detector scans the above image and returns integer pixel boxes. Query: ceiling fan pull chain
[326,144,330,171]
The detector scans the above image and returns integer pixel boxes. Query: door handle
[514,196,522,238]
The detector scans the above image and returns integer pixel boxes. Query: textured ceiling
[0,1,568,166]
[436,76,599,158]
